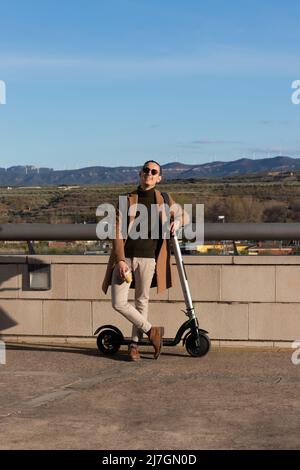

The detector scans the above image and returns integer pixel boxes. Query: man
[102,160,186,361]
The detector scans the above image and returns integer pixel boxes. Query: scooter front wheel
[185,330,210,357]
[97,329,122,355]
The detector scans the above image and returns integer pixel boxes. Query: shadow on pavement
[6,342,187,361]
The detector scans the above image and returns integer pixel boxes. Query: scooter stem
[171,233,196,320]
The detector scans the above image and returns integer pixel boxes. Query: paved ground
[0,342,299,450]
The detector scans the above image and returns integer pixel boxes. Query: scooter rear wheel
[185,331,210,357]
[97,329,121,355]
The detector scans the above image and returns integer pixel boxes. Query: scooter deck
[119,337,179,347]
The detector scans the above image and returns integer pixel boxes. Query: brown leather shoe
[128,343,140,362]
[147,327,164,359]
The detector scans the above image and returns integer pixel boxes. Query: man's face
[139,162,161,189]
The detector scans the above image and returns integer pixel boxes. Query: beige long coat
[102,188,187,294]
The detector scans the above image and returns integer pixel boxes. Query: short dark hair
[142,160,162,176]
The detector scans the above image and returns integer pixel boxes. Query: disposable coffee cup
[124,270,132,284]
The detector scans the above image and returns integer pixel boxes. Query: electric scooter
[94,233,210,357]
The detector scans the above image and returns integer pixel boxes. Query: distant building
[248,247,293,255]
[48,241,68,247]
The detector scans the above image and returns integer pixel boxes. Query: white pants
[111,257,156,342]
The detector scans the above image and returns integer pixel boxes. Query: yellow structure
[196,244,249,254]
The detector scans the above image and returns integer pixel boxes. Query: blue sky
[1,0,300,169]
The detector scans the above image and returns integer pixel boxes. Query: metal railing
[0,223,300,241]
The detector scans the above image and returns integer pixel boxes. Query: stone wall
[0,255,299,348]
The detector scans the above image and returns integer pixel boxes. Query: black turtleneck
[124,186,159,258]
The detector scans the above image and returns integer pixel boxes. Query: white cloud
[249,147,300,156]
[178,139,244,148]
[1,44,300,78]
[191,139,243,145]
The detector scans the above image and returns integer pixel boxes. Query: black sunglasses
[143,166,159,175]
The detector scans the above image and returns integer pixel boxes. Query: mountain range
[1,156,299,186]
